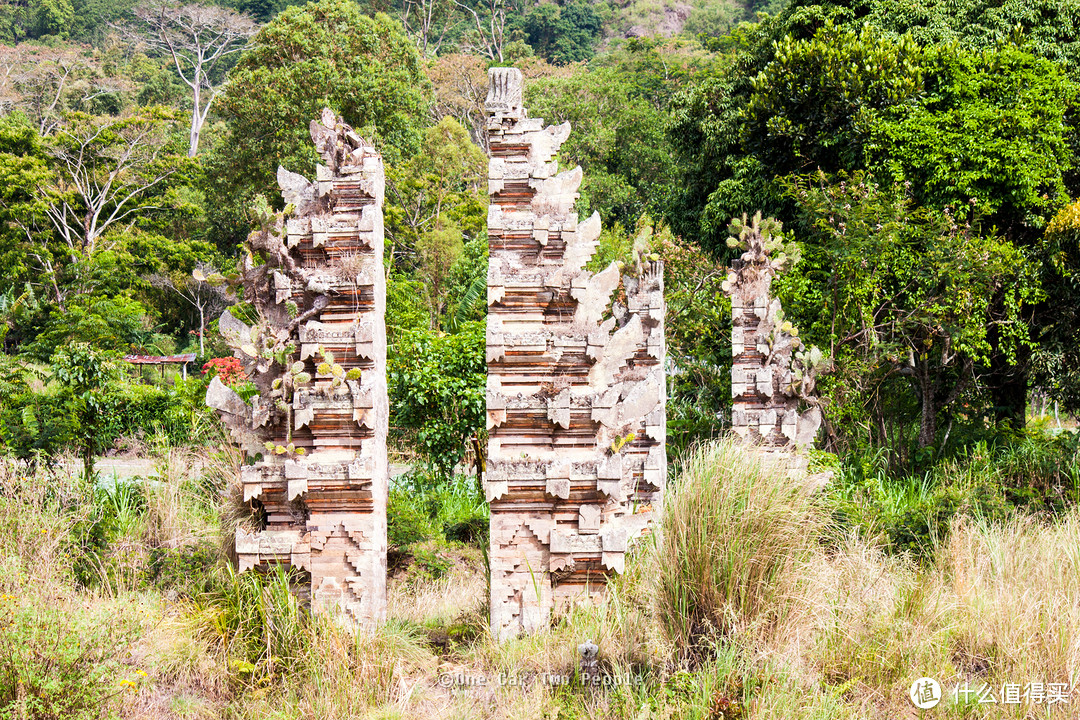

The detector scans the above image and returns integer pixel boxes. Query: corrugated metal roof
[123,354,197,364]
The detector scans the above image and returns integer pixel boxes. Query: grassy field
[1,436,1078,719]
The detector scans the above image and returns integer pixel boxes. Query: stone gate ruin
[484,68,666,639]
[208,109,389,627]
[725,213,822,456]
[208,76,668,636]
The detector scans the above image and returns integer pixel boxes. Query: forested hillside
[2,0,1078,461]
[1,0,1079,715]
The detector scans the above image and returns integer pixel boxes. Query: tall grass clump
[652,439,826,655]
[944,511,1080,687]
[195,564,312,685]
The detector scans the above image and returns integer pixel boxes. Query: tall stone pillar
[484,69,666,640]
[208,109,388,626]
[726,212,821,452]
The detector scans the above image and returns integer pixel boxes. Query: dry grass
[0,453,94,594]
[387,555,487,626]
[944,514,1080,689]
[628,439,1080,718]
[5,439,1080,719]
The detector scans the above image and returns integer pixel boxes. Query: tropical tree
[515,0,601,64]
[669,20,1078,428]
[526,65,679,227]
[50,342,122,480]
[0,116,53,299]
[0,0,76,42]
[1034,200,1080,417]
[385,118,485,259]
[214,0,431,202]
[147,263,233,355]
[783,173,1039,454]
[452,0,517,62]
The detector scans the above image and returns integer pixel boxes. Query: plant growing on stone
[724,212,828,406]
[207,189,337,453]
[722,211,801,291]
[265,359,312,454]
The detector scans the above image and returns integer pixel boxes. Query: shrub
[885,480,1011,558]
[99,376,216,448]
[0,597,138,720]
[0,353,216,461]
[410,544,453,581]
[387,471,488,548]
[387,487,437,547]
[388,322,485,480]
[649,439,825,656]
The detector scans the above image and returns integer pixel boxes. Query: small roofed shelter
[123,353,197,381]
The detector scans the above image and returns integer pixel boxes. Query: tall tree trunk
[917,361,935,449]
[189,85,201,157]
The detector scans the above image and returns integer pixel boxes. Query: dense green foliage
[1036,200,1080,416]
[526,67,676,227]
[219,2,429,174]
[664,0,1080,458]
[781,173,1039,452]
[1,0,1077,514]
[206,0,431,248]
[515,0,602,64]
[0,350,214,465]
[388,322,486,479]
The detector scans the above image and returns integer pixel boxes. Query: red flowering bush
[201,357,247,386]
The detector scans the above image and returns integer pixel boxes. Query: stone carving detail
[724,212,823,450]
[208,109,388,627]
[485,68,666,640]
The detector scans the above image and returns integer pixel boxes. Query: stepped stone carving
[724,212,822,451]
[484,68,666,640]
[207,109,388,627]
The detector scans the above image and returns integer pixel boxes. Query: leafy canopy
[388,321,486,480]
[215,0,432,203]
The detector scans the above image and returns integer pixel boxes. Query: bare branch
[40,111,186,256]
[129,2,258,156]
[0,44,126,136]
[451,0,508,62]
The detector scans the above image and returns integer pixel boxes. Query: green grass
[389,470,488,549]
[649,441,825,657]
[826,434,1080,558]
[2,431,1080,719]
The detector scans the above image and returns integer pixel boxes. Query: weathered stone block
[210,111,389,629]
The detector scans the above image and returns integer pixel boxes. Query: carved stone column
[209,109,388,627]
[484,69,666,640]
[726,214,821,453]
